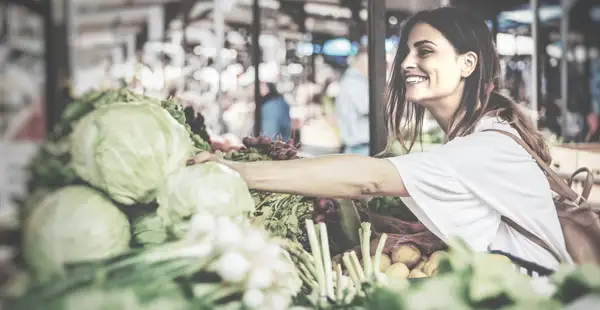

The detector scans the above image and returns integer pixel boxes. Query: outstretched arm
[193,153,408,199]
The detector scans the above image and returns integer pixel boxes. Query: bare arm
[214,154,409,199]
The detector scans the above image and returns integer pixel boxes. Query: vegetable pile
[10,213,302,310]
[3,88,600,310]
[287,220,600,310]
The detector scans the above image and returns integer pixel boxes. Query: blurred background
[1,0,600,226]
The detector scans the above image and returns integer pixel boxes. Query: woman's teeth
[405,76,428,84]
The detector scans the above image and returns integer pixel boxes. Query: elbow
[351,181,384,199]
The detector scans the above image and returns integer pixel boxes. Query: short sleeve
[386,150,502,252]
[387,122,571,265]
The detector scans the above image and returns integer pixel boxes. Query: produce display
[2,88,600,309]
[23,186,131,283]
[10,214,302,310]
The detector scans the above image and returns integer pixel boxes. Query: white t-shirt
[386,117,573,270]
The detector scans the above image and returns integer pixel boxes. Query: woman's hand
[187,152,220,166]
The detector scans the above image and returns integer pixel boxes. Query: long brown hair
[384,6,551,163]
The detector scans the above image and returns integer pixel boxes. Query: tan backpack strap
[500,216,563,263]
[482,129,584,204]
[568,167,594,201]
[482,129,566,263]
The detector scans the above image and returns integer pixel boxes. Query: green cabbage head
[70,102,194,205]
[23,186,131,283]
[156,163,255,234]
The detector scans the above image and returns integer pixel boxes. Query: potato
[391,244,421,268]
[385,262,410,280]
[422,260,439,277]
[373,254,392,272]
[413,259,427,271]
[428,251,446,261]
[420,250,446,276]
[408,269,428,279]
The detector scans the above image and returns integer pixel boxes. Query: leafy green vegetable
[12,214,300,310]
[361,284,407,310]
[551,263,600,304]
[27,89,157,193]
[22,186,131,283]
[156,163,255,235]
[132,211,170,246]
[70,102,195,205]
[499,299,563,310]
[365,196,418,222]
[468,253,540,307]
[406,274,472,310]
[249,190,313,248]
[23,89,209,213]
[42,283,192,310]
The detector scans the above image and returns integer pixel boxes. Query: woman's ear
[460,52,478,78]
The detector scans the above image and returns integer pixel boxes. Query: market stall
[0,89,599,310]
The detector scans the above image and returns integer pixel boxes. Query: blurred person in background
[336,46,370,155]
[260,81,292,141]
[587,101,599,142]
[240,64,292,141]
[587,61,600,142]
[298,82,343,156]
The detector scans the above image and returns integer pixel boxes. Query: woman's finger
[186,152,215,166]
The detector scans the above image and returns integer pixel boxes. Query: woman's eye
[418,49,432,57]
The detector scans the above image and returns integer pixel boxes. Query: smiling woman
[189,6,574,273]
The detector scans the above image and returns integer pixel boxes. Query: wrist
[217,158,247,178]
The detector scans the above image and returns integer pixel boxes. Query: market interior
[1,0,600,309]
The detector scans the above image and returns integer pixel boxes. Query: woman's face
[400,22,467,106]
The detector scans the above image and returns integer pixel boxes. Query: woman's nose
[401,54,417,70]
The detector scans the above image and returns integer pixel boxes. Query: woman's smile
[405,75,429,85]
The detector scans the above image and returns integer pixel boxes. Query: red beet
[316,199,330,210]
[272,140,287,150]
[366,212,427,235]
[314,214,326,223]
[276,152,288,160]
[271,144,285,152]
[258,136,272,146]
[243,136,259,147]
[324,208,337,215]
[285,149,297,157]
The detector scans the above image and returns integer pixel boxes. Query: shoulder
[445,117,521,149]
[434,118,531,167]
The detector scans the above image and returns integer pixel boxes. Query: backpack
[485,129,600,265]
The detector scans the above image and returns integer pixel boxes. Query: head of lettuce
[69,102,195,205]
[156,163,255,238]
[23,186,131,283]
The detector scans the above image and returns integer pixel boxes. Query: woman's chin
[405,95,423,103]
